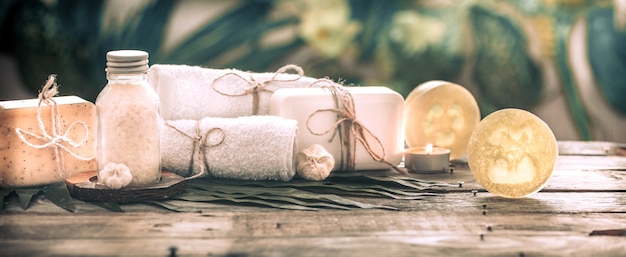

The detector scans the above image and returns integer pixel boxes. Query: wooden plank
[2,141,625,214]
[3,168,625,213]
[1,141,625,257]
[1,210,624,256]
[3,187,624,214]
[3,192,624,231]
[557,141,626,156]
[1,235,624,257]
[406,158,626,193]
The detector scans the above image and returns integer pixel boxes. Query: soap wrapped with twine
[148,64,319,120]
[6,74,95,185]
[161,115,298,181]
[305,79,404,173]
[270,79,405,172]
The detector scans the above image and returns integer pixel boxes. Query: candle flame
[426,144,433,154]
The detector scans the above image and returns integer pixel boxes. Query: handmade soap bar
[0,96,96,187]
[269,86,404,171]
[467,108,557,198]
[405,80,480,160]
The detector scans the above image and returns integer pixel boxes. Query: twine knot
[164,121,225,179]
[15,74,95,178]
[211,64,304,115]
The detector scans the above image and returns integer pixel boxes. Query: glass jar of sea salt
[96,50,161,186]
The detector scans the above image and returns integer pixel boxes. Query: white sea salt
[96,50,161,186]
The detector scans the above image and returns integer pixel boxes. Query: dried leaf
[181,189,351,210]
[208,177,442,199]
[43,183,76,212]
[143,200,202,213]
[0,188,13,208]
[346,175,454,191]
[88,201,125,212]
[15,187,42,210]
[175,190,319,211]
[177,174,446,211]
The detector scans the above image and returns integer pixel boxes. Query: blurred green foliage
[1,0,623,140]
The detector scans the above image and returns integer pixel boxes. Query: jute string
[15,74,95,178]
[305,79,404,173]
[211,64,304,115]
[164,120,225,180]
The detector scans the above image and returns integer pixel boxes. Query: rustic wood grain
[1,210,625,256]
[1,141,625,256]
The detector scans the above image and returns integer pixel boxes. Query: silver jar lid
[106,50,149,74]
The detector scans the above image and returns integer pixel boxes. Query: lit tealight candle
[405,144,450,173]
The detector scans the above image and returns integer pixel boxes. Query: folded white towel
[161,115,298,181]
[148,64,321,120]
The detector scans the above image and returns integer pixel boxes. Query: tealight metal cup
[405,146,450,173]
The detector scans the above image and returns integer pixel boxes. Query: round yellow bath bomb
[405,80,480,160]
[467,108,558,198]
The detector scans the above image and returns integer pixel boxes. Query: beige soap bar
[0,96,96,187]
[405,80,480,160]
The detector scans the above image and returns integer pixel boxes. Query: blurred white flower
[298,0,361,58]
[389,11,445,54]
[616,0,626,30]
[98,162,133,189]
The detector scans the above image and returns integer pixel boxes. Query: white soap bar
[0,96,96,187]
[270,86,404,171]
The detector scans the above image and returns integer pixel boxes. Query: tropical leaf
[183,182,394,210]
[554,13,592,140]
[350,0,398,60]
[88,201,125,212]
[164,2,274,64]
[175,191,320,211]
[170,172,452,211]
[587,8,626,115]
[8,183,76,212]
[143,200,202,213]
[469,5,542,115]
[15,187,42,210]
[43,183,75,212]
[0,187,14,208]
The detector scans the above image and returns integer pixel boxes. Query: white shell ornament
[98,162,133,189]
[296,144,335,181]
[467,108,558,198]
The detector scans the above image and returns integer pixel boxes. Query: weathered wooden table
[1,141,625,256]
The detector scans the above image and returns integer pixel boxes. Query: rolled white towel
[161,115,298,181]
[148,64,321,120]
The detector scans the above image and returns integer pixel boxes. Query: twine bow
[306,79,403,173]
[15,74,95,178]
[164,121,225,180]
[211,64,304,115]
